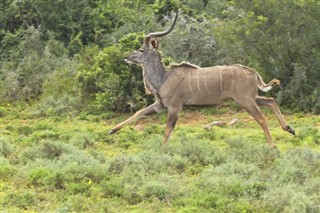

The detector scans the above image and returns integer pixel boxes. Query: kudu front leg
[109,102,164,134]
[163,107,181,144]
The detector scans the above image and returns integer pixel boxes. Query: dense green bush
[0,27,69,103]
[76,32,152,112]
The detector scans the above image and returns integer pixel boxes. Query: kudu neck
[143,53,167,93]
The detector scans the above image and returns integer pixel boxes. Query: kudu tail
[256,73,280,92]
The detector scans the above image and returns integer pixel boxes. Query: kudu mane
[170,62,201,70]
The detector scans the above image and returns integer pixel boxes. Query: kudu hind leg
[238,101,276,147]
[256,97,295,135]
[109,102,164,134]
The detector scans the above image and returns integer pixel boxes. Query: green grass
[0,106,319,212]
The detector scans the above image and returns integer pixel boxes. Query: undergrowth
[0,107,319,212]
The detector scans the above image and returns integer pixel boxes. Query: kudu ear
[149,38,158,50]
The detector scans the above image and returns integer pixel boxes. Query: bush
[262,184,320,213]
[262,148,320,212]
[0,138,13,157]
[3,191,37,210]
[271,148,320,185]
[224,136,280,164]
[28,167,50,186]
[141,177,178,201]
[22,140,75,161]
[0,156,16,179]
[164,139,227,170]
[76,33,153,113]
[32,95,81,117]
[0,27,69,103]
[69,132,96,149]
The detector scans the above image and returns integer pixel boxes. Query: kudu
[109,12,295,148]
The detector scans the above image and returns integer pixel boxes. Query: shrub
[0,27,69,103]
[142,180,173,201]
[261,148,320,212]
[67,182,91,196]
[100,176,125,198]
[17,125,33,136]
[165,139,227,169]
[76,33,152,113]
[224,136,280,164]
[0,156,16,179]
[271,148,320,185]
[46,171,66,190]
[69,132,96,149]
[0,138,13,157]
[54,194,104,213]
[3,191,36,210]
[22,140,75,161]
[32,95,81,117]
[28,167,50,186]
[297,126,320,145]
[262,184,319,213]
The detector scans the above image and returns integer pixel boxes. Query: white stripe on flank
[204,69,210,93]
[219,68,223,93]
[197,69,202,92]
[231,70,234,92]
[188,70,193,94]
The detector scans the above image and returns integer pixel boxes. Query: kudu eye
[138,48,144,53]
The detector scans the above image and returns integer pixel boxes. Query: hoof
[108,129,118,135]
[286,125,295,135]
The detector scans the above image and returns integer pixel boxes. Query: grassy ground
[0,106,319,212]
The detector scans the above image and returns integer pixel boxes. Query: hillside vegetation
[1,0,320,113]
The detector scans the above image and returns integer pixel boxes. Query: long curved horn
[144,11,179,46]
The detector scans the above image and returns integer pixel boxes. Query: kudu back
[109,12,295,148]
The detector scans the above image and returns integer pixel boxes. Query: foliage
[1,0,320,112]
[1,4,320,211]
[1,108,319,212]
[213,0,320,113]
[0,27,69,103]
[76,33,152,112]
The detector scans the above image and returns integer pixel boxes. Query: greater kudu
[109,12,295,148]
